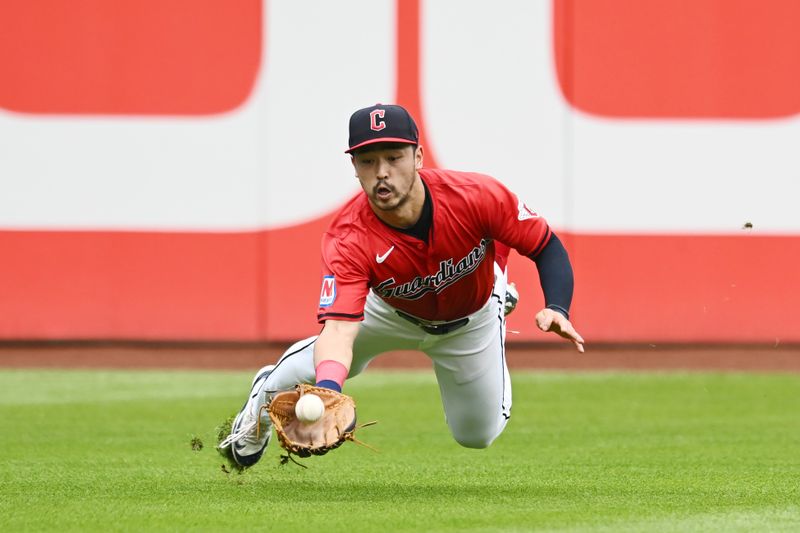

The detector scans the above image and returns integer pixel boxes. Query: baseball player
[222,104,584,466]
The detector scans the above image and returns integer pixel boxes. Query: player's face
[351,144,423,212]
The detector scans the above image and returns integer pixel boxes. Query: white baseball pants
[262,264,512,448]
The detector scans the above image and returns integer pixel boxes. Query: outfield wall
[1,0,798,343]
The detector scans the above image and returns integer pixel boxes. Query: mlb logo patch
[319,276,336,307]
[517,199,539,221]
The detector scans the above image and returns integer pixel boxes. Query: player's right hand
[535,308,585,353]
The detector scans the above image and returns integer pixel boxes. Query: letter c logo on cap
[370,109,386,131]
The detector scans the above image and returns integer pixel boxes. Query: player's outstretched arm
[270,319,362,460]
[528,233,585,352]
[535,308,585,353]
[313,319,360,385]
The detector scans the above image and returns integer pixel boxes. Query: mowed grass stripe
[0,369,248,405]
[0,370,797,532]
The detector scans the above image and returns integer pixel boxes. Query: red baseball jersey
[317,168,552,322]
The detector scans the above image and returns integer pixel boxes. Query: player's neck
[371,175,425,229]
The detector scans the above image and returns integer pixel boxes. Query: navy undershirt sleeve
[528,233,574,319]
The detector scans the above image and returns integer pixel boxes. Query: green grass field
[0,369,798,532]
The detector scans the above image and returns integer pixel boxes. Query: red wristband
[315,359,348,389]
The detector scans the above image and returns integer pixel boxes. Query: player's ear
[414,145,424,169]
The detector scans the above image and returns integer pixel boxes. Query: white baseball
[295,393,325,424]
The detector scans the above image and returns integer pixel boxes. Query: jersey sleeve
[316,232,371,323]
[478,175,552,257]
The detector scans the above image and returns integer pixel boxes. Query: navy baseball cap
[345,103,419,153]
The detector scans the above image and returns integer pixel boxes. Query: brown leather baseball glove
[267,384,359,460]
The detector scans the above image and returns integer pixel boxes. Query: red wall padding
[2,229,797,343]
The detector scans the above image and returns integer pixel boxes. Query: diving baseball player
[221,104,584,466]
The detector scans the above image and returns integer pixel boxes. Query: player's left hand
[268,384,358,458]
[535,308,585,353]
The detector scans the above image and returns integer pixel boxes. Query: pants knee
[452,429,499,449]
[449,414,508,449]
